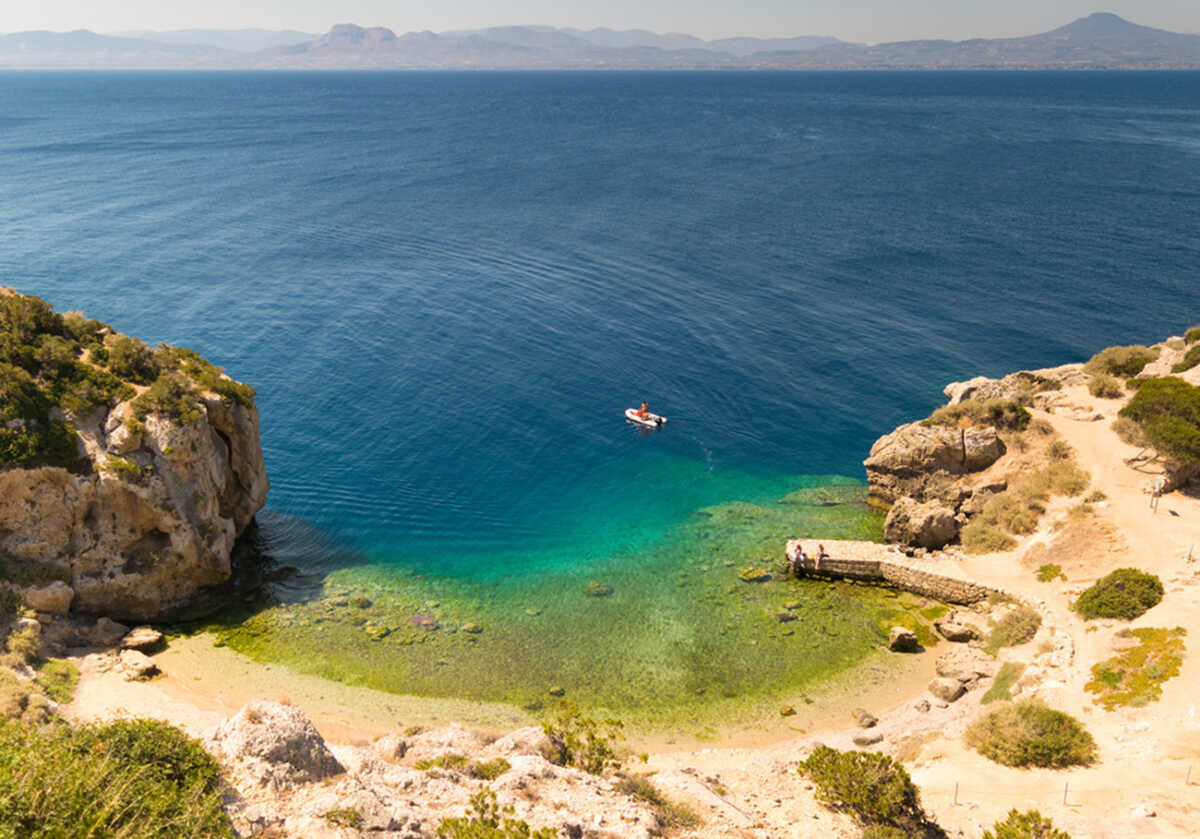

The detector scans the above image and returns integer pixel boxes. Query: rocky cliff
[0,289,268,621]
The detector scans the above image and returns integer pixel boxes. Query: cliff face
[0,289,268,621]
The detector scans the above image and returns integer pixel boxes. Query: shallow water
[2,71,1198,717]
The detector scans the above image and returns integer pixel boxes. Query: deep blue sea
[2,71,1199,717]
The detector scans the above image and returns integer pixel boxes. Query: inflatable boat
[625,408,667,428]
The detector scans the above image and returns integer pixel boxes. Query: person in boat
[636,401,650,418]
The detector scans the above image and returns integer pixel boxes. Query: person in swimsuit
[637,401,650,418]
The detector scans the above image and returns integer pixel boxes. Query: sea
[2,70,1198,726]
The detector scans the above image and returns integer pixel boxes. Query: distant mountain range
[1,14,1197,70]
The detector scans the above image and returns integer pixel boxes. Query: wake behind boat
[625,407,667,428]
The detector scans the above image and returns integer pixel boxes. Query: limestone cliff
[0,289,268,621]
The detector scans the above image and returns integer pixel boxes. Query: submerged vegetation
[1085,627,1185,709]
[0,290,253,470]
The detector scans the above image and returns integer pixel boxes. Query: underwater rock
[585,581,613,597]
[775,612,798,623]
[780,705,796,717]
[888,626,920,652]
[738,567,771,583]
[548,686,566,697]
[461,622,482,634]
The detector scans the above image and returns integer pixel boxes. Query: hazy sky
[5,1,1200,43]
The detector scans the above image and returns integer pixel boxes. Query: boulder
[403,724,491,765]
[934,613,983,643]
[864,422,1005,506]
[22,581,74,615]
[935,646,998,685]
[851,708,878,728]
[888,626,920,652]
[485,726,552,759]
[371,734,408,762]
[120,626,165,652]
[206,701,344,783]
[91,616,130,647]
[118,649,160,681]
[852,732,884,747]
[883,498,960,549]
[928,677,966,703]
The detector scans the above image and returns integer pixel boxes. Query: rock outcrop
[0,289,268,622]
[864,421,1005,508]
[883,497,960,549]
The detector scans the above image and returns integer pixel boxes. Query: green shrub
[0,589,20,623]
[1085,627,1185,709]
[1085,490,1106,502]
[1088,374,1123,399]
[1084,345,1159,378]
[100,455,145,482]
[615,773,702,831]
[797,745,926,832]
[436,789,557,839]
[1119,377,1200,467]
[1074,568,1163,620]
[961,520,1016,554]
[35,658,79,704]
[1185,326,1200,344]
[966,700,1096,768]
[982,493,1039,535]
[131,371,204,425]
[1036,564,1064,583]
[324,807,364,829]
[1046,440,1073,460]
[0,554,71,587]
[984,809,1071,839]
[924,400,1031,431]
[0,716,233,837]
[1172,344,1200,374]
[1021,461,1089,500]
[106,336,158,385]
[470,758,512,780]
[1111,415,1147,447]
[156,346,255,408]
[984,606,1042,656]
[0,670,52,724]
[541,702,623,775]
[981,662,1025,705]
[55,364,136,416]
[5,625,41,664]
[416,753,471,771]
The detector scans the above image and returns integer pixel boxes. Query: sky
[3,1,1200,43]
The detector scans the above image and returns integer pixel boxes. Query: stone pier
[784,539,1001,605]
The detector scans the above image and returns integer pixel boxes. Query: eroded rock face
[883,497,960,549]
[0,392,267,622]
[864,422,1005,508]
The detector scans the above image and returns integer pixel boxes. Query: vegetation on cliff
[1118,376,1200,469]
[0,716,234,838]
[1086,627,1185,709]
[0,290,254,470]
[798,745,933,836]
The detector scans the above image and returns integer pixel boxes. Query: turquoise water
[2,71,1198,716]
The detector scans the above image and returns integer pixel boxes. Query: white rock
[22,581,74,615]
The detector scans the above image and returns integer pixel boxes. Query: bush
[1172,344,1200,374]
[615,774,702,831]
[984,606,1042,656]
[1185,326,1200,344]
[131,371,205,425]
[1119,377,1200,467]
[1088,374,1123,399]
[436,789,557,839]
[100,455,145,482]
[961,520,1017,554]
[1074,568,1163,620]
[984,809,1071,839]
[925,400,1030,431]
[541,702,623,775]
[1036,564,1064,583]
[1046,440,1073,460]
[797,745,926,832]
[0,716,233,837]
[1084,345,1159,378]
[1021,461,1089,500]
[324,807,364,829]
[1111,415,1147,447]
[106,336,159,385]
[470,758,512,780]
[966,700,1096,768]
